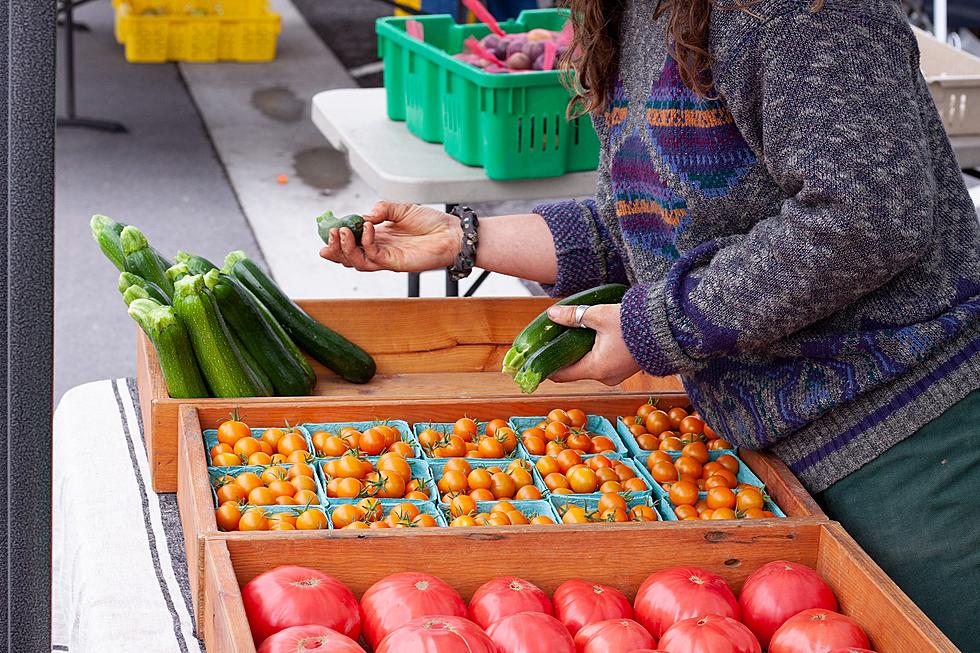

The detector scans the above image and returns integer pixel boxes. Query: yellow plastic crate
[114,0,281,63]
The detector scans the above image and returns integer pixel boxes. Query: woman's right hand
[319,201,461,273]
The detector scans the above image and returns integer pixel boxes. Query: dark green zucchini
[513,328,596,394]
[128,297,209,398]
[118,271,171,305]
[91,214,127,271]
[204,269,316,396]
[175,251,218,275]
[225,251,376,384]
[502,283,627,376]
[121,226,175,300]
[316,210,365,245]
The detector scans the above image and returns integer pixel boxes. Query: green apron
[817,389,980,652]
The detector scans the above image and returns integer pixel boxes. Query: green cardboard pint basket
[376,9,600,180]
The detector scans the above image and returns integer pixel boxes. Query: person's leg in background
[817,390,980,651]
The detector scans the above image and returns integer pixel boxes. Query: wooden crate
[177,397,824,634]
[200,520,957,653]
[142,297,683,492]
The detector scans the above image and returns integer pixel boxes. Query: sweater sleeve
[534,144,628,296]
[621,10,936,376]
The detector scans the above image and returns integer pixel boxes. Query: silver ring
[573,304,590,328]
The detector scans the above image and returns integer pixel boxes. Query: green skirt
[817,389,980,652]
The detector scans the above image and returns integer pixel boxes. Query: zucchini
[171,274,272,398]
[121,226,175,300]
[513,328,596,394]
[91,214,127,271]
[316,210,365,245]
[122,285,150,305]
[128,297,209,398]
[229,329,275,396]
[204,269,316,396]
[118,271,170,305]
[166,262,191,283]
[175,251,218,275]
[225,251,376,384]
[502,283,627,376]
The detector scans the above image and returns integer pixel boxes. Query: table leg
[408,272,420,297]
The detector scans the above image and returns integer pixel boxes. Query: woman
[323,0,980,645]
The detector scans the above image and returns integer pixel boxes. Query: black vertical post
[3,0,56,649]
[63,0,76,118]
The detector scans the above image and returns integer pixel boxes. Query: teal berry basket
[530,456,652,501]
[412,420,519,461]
[376,9,600,180]
[548,493,662,522]
[632,451,768,491]
[203,425,314,466]
[208,465,328,508]
[302,420,421,459]
[615,417,740,459]
[316,457,439,504]
[216,504,330,533]
[652,486,787,521]
[509,415,628,458]
[439,499,560,525]
[325,499,448,529]
[427,457,546,502]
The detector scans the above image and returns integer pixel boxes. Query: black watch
[448,205,479,281]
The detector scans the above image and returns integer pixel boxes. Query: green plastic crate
[376,9,600,180]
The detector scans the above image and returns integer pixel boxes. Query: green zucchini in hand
[118,271,171,305]
[203,269,315,396]
[514,328,596,394]
[121,226,175,300]
[128,297,209,398]
[91,214,127,271]
[316,210,365,245]
[502,283,627,376]
[175,251,218,275]
[171,274,272,397]
[225,251,376,384]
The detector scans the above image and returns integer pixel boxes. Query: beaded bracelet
[448,205,479,281]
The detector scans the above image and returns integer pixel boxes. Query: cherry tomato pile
[622,401,734,452]
[321,451,431,500]
[535,451,648,495]
[216,505,328,532]
[213,465,320,507]
[519,408,619,457]
[310,422,415,458]
[435,458,542,503]
[244,562,875,653]
[210,418,312,467]
[553,493,659,524]
[446,500,555,527]
[330,498,439,530]
[417,417,519,459]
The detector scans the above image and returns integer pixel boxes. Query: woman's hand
[319,201,461,272]
[545,303,641,386]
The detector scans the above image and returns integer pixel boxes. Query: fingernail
[547,308,558,319]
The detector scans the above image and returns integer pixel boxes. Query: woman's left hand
[545,303,641,386]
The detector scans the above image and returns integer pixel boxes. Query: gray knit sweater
[535,0,980,492]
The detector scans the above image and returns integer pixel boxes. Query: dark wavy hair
[560,0,824,116]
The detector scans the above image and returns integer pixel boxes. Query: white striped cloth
[52,379,204,653]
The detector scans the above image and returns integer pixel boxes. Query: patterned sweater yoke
[535,0,980,492]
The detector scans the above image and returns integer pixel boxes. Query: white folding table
[311,87,598,296]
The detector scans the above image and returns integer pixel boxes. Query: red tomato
[768,609,870,653]
[256,625,363,653]
[360,572,467,648]
[485,612,576,653]
[553,579,633,636]
[633,567,740,639]
[738,561,838,647]
[573,618,656,653]
[468,576,553,629]
[658,614,762,653]
[241,566,360,645]
[376,616,496,653]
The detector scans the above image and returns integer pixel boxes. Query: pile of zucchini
[503,284,627,394]
[93,215,376,399]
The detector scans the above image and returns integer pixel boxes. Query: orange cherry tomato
[644,410,672,435]
[668,480,699,506]
[707,486,737,510]
[217,419,251,446]
[717,454,740,474]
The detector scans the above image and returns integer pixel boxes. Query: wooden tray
[200,519,957,653]
[177,398,825,634]
[141,297,683,492]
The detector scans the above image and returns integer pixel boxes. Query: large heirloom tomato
[657,614,762,653]
[468,576,553,629]
[375,616,497,653]
[360,572,467,648]
[241,566,360,645]
[485,612,576,653]
[738,561,838,647]
[633,567,740,638]
[573,618,657,653]
[553,579,634,635]
[256,625,363,653]
[768,609,870,653]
